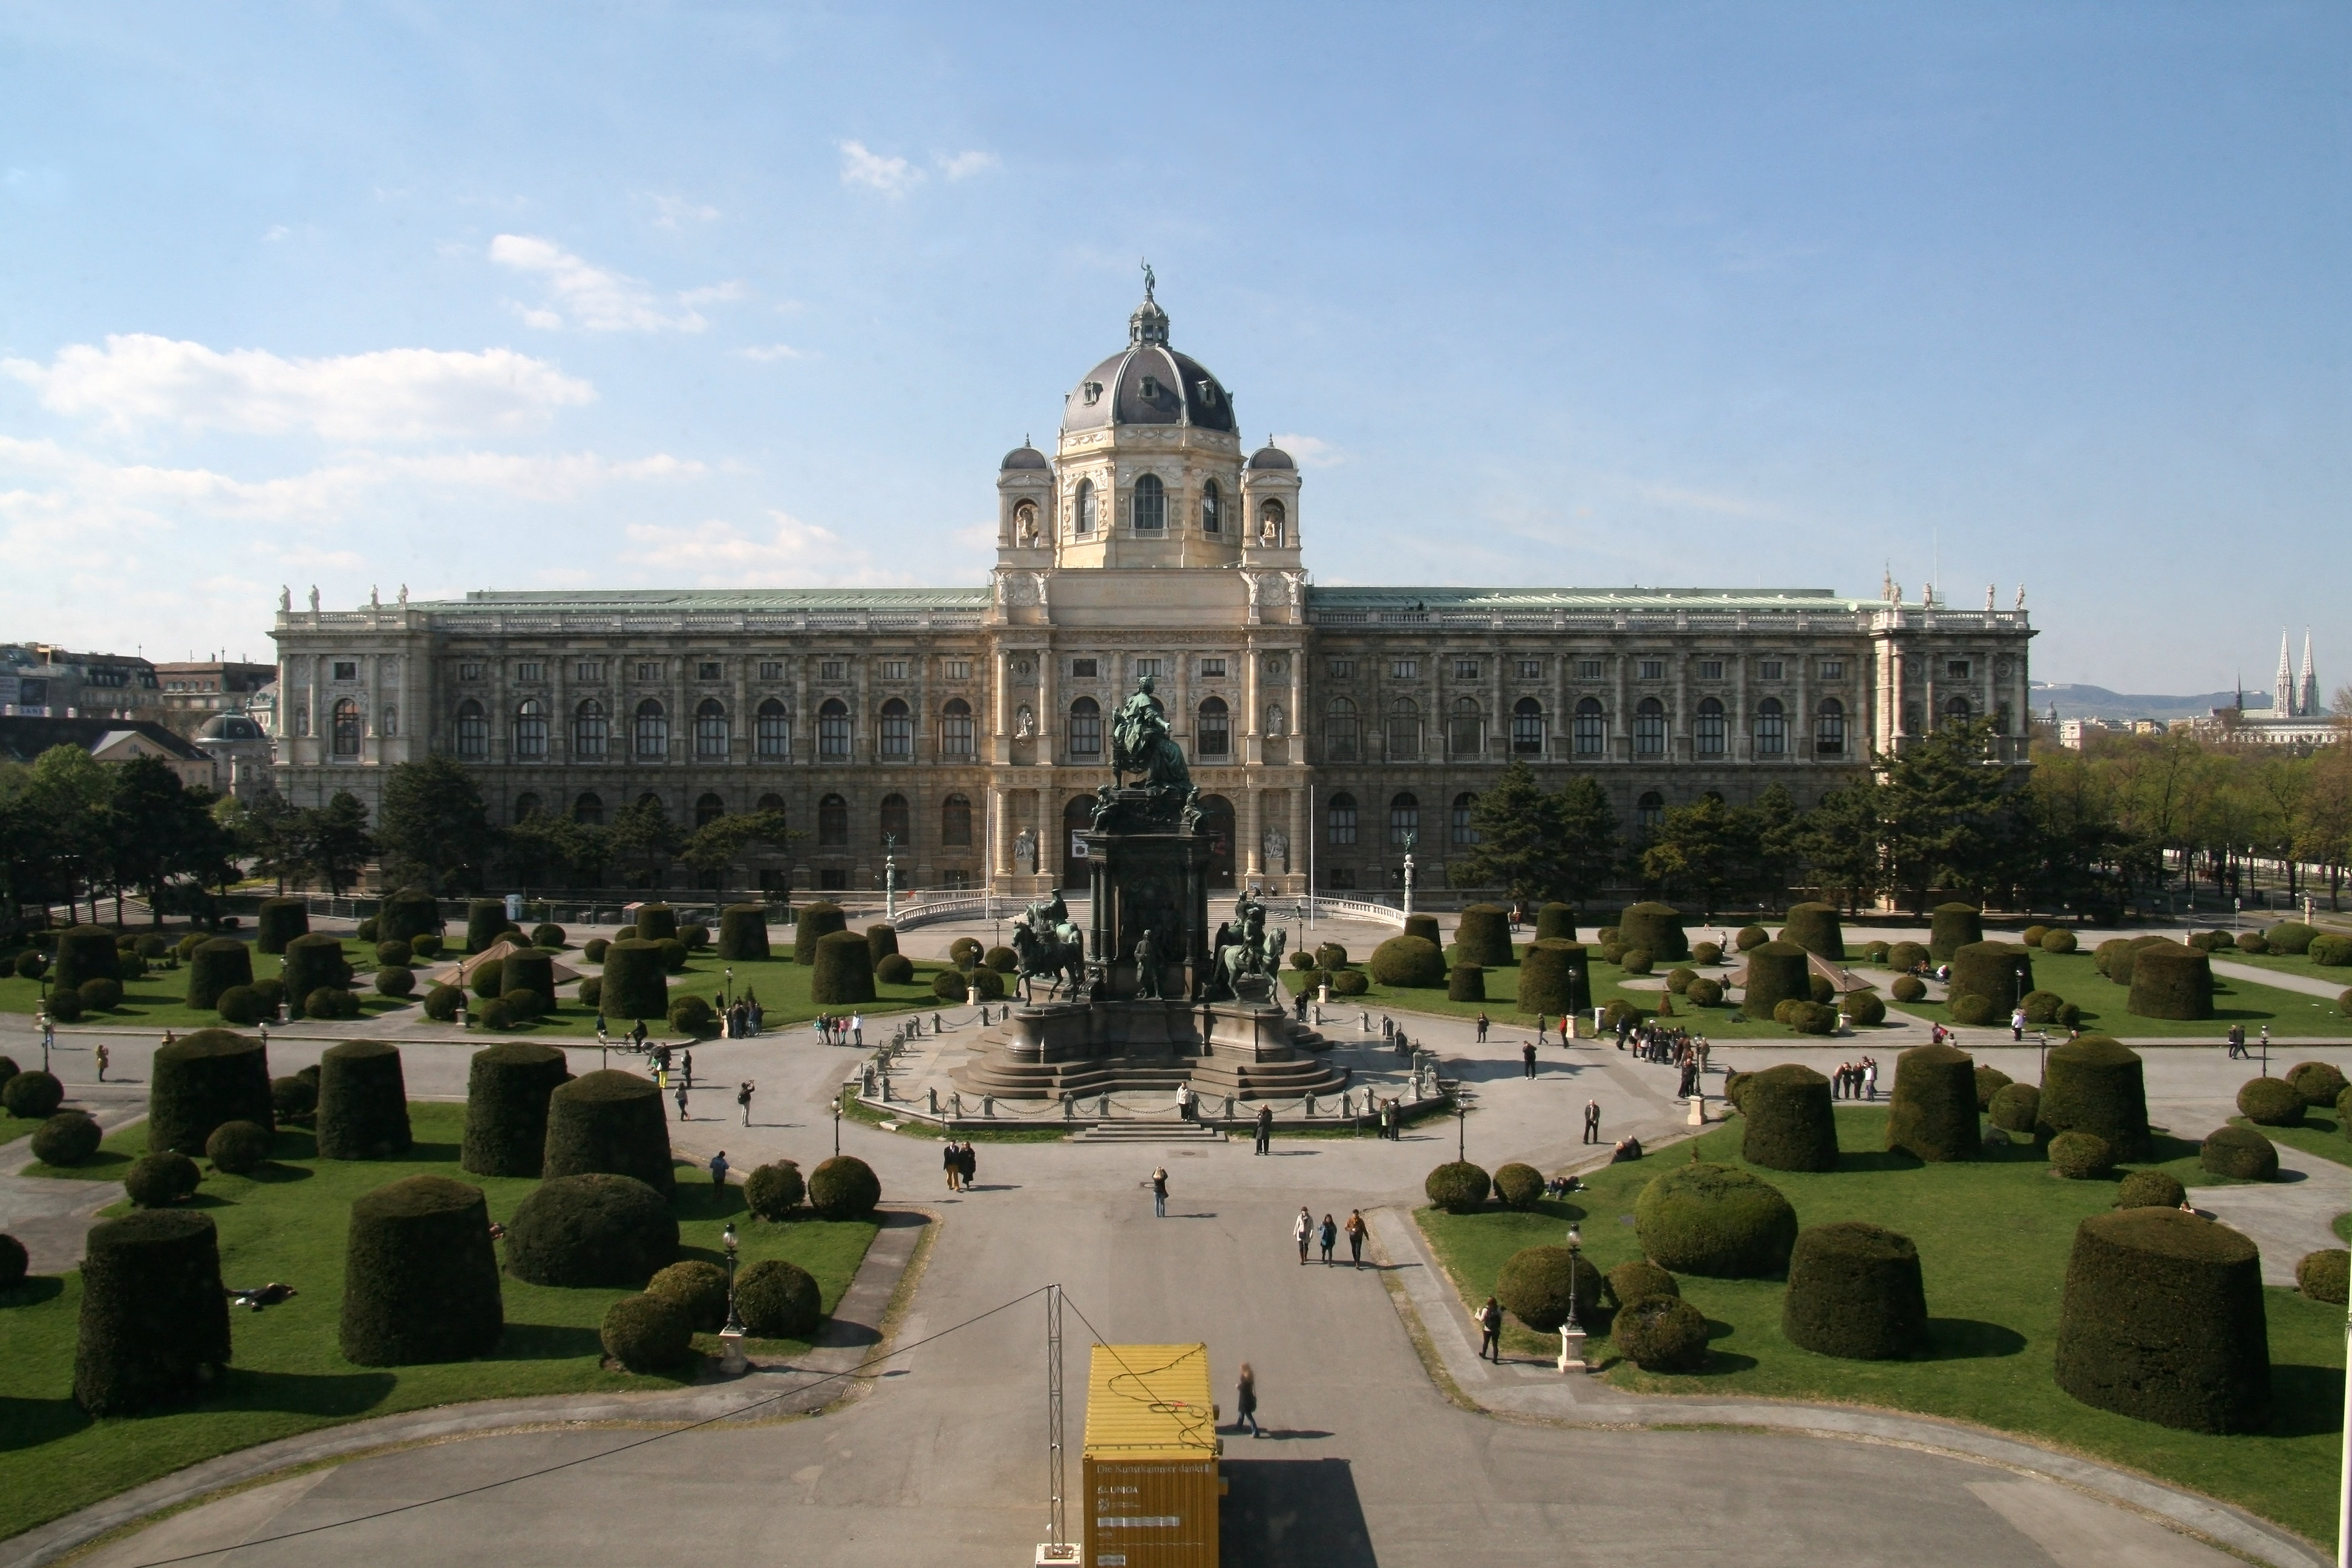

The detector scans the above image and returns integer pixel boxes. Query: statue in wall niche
[1014,828,1036,867]
[1014,502,1039,547]
[1263,827,1289,874]
[1265,702,1285,737]
[1016,704,1036,738]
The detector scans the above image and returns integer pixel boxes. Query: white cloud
[838,140,923,196]
[937,149,1000,181]
[264,224,292,243]
[3,335,596,441]
[646,193,720,228]
[488,234,711,333]
[618,511,909,587]
[1270,433,1346,468]
[734,344,808,362]
[681,281,748,306]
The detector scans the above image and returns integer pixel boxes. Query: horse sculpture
[1010,898,1087,999]
[1209,892,1286,1002]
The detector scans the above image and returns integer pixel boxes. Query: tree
[1734,783,1803,906]
[1873,718,2019,914]
[220,791,306,892]
[25,745,116,922]
[1640,795,1740,906]
[607,795,681,889]
[1455,762,1564,904]
[377,756,495,893]
[301,791,376,897]
[105,756,226,925]
[1796,785,1882,912]
[1552,777,1620,906]
[679,809,795,891]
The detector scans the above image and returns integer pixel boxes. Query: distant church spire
[2275,629,2295,716]
[2299,630,2318,717]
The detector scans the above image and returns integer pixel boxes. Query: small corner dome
[1247,444,1295,471]
[195,713,264,742]
[1000,444,1049,472]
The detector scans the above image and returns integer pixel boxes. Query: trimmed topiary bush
[1929,903,1982,961]
[633,903,679,944]
[813,929,877,1005]
[1315,941,1348,970]
[1890,975,1927,1004]
[498,949,555,1014]
[877,953,914,985]
[932,967,971,1002]
[281,934,350,1016]
[340,1175,503,1365]
[2049,1131,2114,1180]
[1665,967,1697,994]
[465,900,508,953]
[423,984,463,1022]
[374,965,416,999]
[52,927,119,993]
[1612,1293,1710,1371]
[745,1159,805,1220]
[1948,991,1998,1027]
[1619,948,1654,976]
[1455,905,1514,966]
[1619,901,1689,962]
[1518,941,1590,1015]
[463,1042,571,1178]
[985,946,1018,973]
[186,938,254,1010]
[2311,934,2352,967]
[2054,1207,2269,1433]
[1782,1222,1927,1360]
[2036,1036,2149,1160]
[32,1110,101,1166]
[2285,1061,2347,1108]
[1950,942,2035,1014]
[2128,942,2213,1021]
[2041,928,2078,953]
[255,897,308,955]
[73,1210,230,1415]
[543,1071,674,1192]
[714,904,770,962]
[2297,1249,2349,1304]
[271,1074,316,1122]
[316,1041,412,1160]
[1607,1259,1679,1306]
[1492,1162,1544,1210]
[1370,935,1446,987]
[2264,921,2318,955]
[2236,1076,2305,1127]
[1731,925,1765,952]
[124,1150,201,1207]
[204,1120,270,1175]
[1886,1044,1978,1163]
[532,923,567,950]
[3,1070,64,1120]
[2105,935,2170,989]
[1973,1064,2013,1111]
[1447,964,1485,1002]
[601,1292,694,1372]
[583,937,610,963]
[668,995,717,1036]
[148,1030,273,1155]
[794,902,847,964]
[2018,989,2066,1024]
[1403,912,1441,949]
[1535,903,1576,941]
[1740,941,1811,1020]
[1495,1244,1602,1332]
[2117,1169,2187,1209]
[44,988,82,1022]
[1693,940,1723,965]
[2201,1125,2279,1181]
[1739,1065,1838,1172]
[1779,903,1846,960]
[378,889,443,947]
[1635,1162,1797,1277]
[504,1172,678,1287]
[864,924,901,970]
[74,976,120,1012]
[1425,1161,1492,1214]
[808,1154,881,1220]
[655,938,689,974]
[305,987,362,1021]
[600,939,668,1022]
[648,1259,731,1332]
[1330,969,1369,997]
[1841,991,1886,1027]
[1686,976,1723,1008]
[735,1258,822,1339]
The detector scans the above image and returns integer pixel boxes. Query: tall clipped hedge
[52,927,120,993]
[73,1210,230,1415]
[1779,903,1845,960]
[1885,1043,1978,1162]
[600,939,668,1021]
[503,1172,678,1287]
[281,934,350,1015]
[466,900,509,953]
[543,1070,674,1192]
[1369,935,1445,987]
[1619,901,1689,962]
[1495,1244,1602,1332]
[2054,1208,2269,1433]
[794,901,847,964]
[1950,942,2034,1013]
[812,929,876,1005]
[339,1175,504,1365]
[2035,1036,2150,1161]
[463,1042,572,1177]
[1535,903,1576,941]
[500,949,555,1012]
[1455,905,1514,967]
[255,897,309,955]
[2129,942,2214,1021]
[1928,903,1982,961]
[1403,912,1442,949]
[632,903,679,943]
[1783,1222,1927,1360]
[148,1030,273,1155]
[1634,1162,1797,1278]
[1518,941,1589,1015]
[316,1041,413,1160]
[1741,942,1811,1019]
[716,904,771,961]
[1448,964,1485,1002]
[185,939,254,1010]
[863,923,901,972]
[1739,1064,1838,1172]
[378,889,444,947]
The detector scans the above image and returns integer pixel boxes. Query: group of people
[2224,1024,2272,1060]
[1293,1206,1370,1267]
[717,991,765,1039]
[815,1013,864,1047]
[941,1139,979,1192]
[1831,1057,1878,1099]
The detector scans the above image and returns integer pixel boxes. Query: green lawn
[2227,1109,2352,1171]
[0,939,404,1032]
[1416,1106,2347,1546]
[436,951,963,1038]
[0,1102,881,1542]
[2210,947,2352,994]
[1860,950,2349,1039]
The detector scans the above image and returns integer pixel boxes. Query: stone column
[1241,786,1261,879]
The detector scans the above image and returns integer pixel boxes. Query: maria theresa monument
[270,276,2036,898]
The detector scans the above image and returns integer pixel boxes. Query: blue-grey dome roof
[1247,445,1294,471]
[1061,287,1236,436]
[1000,444,1049,471]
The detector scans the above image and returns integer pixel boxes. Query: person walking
[959,1140,977,1191]
[945,1140,962,1193]
[1255,1103,1273,1155]
[1863,1057,1878,1100]
[737,1079,756,1125]
[1294,1206,1313,1264]
[2227,1023,2246,1059]
[1318,1212,1338,1264]
[1345,1209,1368,1268]
[94,1041,109,1083]
[1583,1097,1601,1145]
[2010,1006,2026,1042]
[1477,1296,1503,1361]
[1475,1012,1490,1044]
[1236,1363,1261,1439]
[674,1082,690,1122]
[852,1013,864,1048]
[1151,1166,1168,1218]
[708,1149,728,1189]
[1521,1040,1537,1079]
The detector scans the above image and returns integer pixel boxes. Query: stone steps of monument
[1075,1120,1227,1143]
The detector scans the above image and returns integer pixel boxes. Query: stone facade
[272,288,2034,898]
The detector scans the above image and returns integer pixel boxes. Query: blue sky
[1,2,2344,691]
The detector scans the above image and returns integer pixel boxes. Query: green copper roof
[429,588,990,612]
[1304,586,1869,610]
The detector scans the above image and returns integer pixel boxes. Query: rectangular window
[576,661,604,682]
[459,662,483,682]
[1454,658,1480,679]
[333,661,358,681]
[1324,866,1357,890]
[1638,659,1665,681]
[943,658,972,680]
[1759,661,1785,681]
[759,661,783,680]
[1576,658,1602,681]
[1328,659,1354,678]
[636,661,661,681]
[1072,658,1099,678]
[881,659,909,681]
[1135,658,1161,678]
[697,661,722,681]
[1947,659,1971,680]
[1200,658,1226,679]
[516,661,543,682]
[1516,659,1541,679]
[820,660,846,681]
[1820,659,1844,680]
[1390,659,1417,679]
[1697,660,1724,681]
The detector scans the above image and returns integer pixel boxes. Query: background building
[153,660,277,731]
[0,644,163,721]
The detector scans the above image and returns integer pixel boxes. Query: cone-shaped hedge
[1619,901,1689,962]
[716,905,771,961]
[812,929,876,1005]
[1403,912,1441,949]
[1535,903,1576,941]
[1783,1221,1927,1360]
[316,1041,412,1160]
[1886,1044,1979,1162]
[255,897,309,955]
[1950,942,2035,1013]
[378,889,442,947]
[1929,903,1983,961]
[543,1070,674,1192]
[52,927,120,994]
[281,934,350,1016]
[1495,1244,1602,1331]
[2054,1208,2269,1433]
[1741,941,1811,1019]
[500,949,555,1013]
[1455,905,1514,967]
[184,939,254,1010]
[73,1210,230,1415]
[2035,1036,2150,1161]
[463,1042,572,1177]
[794,901,847,964]
[599,939,668,1022]
[630,902,678,943]
[1448,964,1485,1002]
[339,1175,503,1365]
[1779,903,1846,961]
[463,900,507,954]
[1634,1161,1797,1277]
[1519,941,1589,1015]
[148,1030,273,1155]
[1739,1064,1839,1172]
[503,1172,678,1287]
[2129,942,2215,1021]
[1370,935,1445,987]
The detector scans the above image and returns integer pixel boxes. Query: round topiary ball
[44,987,80,1022]
[2117,1169,2188,1209]
[808,1155,881,1220]
[2285,1061,2348,1109]
[2041,928,2078,953]
[877,954,915,985]
[31,1109,102,1166]
[932,968,971,1002]
[1368,935,1445,988]
[2036,1036,2149,1161]
[2019,990,2066,1025]
[1779,903,1846,960]
[745,1159,805,1220]
[475,998,515,1031]
[123,1149,201,1207]
[1612,1293,1710,1371]
[968,966,1005,1001]
[1949,993,1998,1027]
[1973,1064,2014,1111]
[1492,1162,1544,1210]
[667,995,716,1036]
[1687,976,1724,1008]
[2201,1125,2279,1181]
[1619,948,1655,976]
[2296,1249,2349,1305]
[3,1070,65,1120]
[1518,941,1590,1015]
[271,1074,316,1122]
[2129,942,2214,1021]
[374,966,417,999]
[647,1259,731,1332]
[423,984,463,1022]
[1886,1044,1979,1163]
[1330,970,1369,997]
[2054,1208,2269,1433]
[375,938,414,968]
[1447,964,1485,1003]
[0,1231,24,1288]
[316,1041,412,1160]
[812,930,876,1005]
[504,1172,679,1287]
[1607,1259,1679,1306]
[1495,1244,1601,1332]
[655,939,689,974]
[1455,905,1514,967]
[1315,941,1348,971]
[734,1257,822,1339]
[148,1030,273,1157]
[204,1120,270,1175]
[1782,1221,1928,1361]
[1989,1082,2041,1134]
[1635,1162,1797,1277]
[1619,902,1689,962]
[339,1175,503,1365]
[1424,1161,1492,1214]
[1890,974,1927,1004]
[2048,1130,2114,1180]
[463,1042,572,1178]
[583,937,611,963]
[543,1070,675,1192]
[601,1292,694,1372]
[1739,1064,1838,1173]
[2236,1076,2305,1128]
[72,1210,229,1415]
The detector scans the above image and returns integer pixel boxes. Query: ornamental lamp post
[1401,830,1417,921]
[718,1220,746,1374]
[833,1095,842,1158]
[1558,1221,1589,1373]
[883,833,900,924]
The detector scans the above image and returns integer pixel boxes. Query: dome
[1247,444,1294,471]
[1061,281,1237,436]
[1000,443,1048,471]
[195,713,265,742]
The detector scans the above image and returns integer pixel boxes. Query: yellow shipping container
[1080,1343,1221,1568]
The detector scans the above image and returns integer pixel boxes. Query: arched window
[1389,792,1419,846]
[1325,697,1359,762]
[573,791,604,826]
[514,792,540,823]
[756,792,785,814]
[381,705,397,740]
[1449,697,1482,757]
[757,699,791,759]
[332,697,362,757]
[1573,697,1606,757]
[694,699,728,759]
[509,698,546,760]
[940,697,974,758]
[1637,790,1665,832]
[1695,697,1726,758]
[880,792,910,847]
[879,698,912,758]
[1074,479,1097,537]
[1815,697,1847,756]
[941,793,972,847]
[1994,702,2012,736]
[456,699,487,760]
[818,793,848,846]
[637,791,662,811]
[1451,791,1479,846]
[635,699,668,759]
[573,699,607,759]
[1755,697,1787,757]
[1387,697,1422,761]
[696,792,725,828]
[818,698,851,759]
[1511,697,1544,756]
[1327,791,1358,846]
[1132,473,1166,532]
[1201,479,1221,534]
[1634,697,1667,757]
[1069,696,1102,757]
[1196,696,1230,758]
[1945,694,1973,726]
[1258,498,1285,545]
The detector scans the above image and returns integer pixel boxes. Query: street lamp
[719,1221,746,1374]
[1455,1090,1468,1164]
[1400,830,1417,921]
[1558,1221,1589,1373]
[833,1095,842,1158]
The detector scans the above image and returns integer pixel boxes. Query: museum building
[270,284,2036,899]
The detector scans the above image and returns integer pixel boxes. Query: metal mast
[1047,1282,1067,1553]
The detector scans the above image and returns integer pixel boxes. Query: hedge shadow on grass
[1835,1148,1924,1174]
[1921,1318,2030,1361]
[217,1367,400,1418]
[2266,1364,2352,1439]
[240,1163,313,1185]
[1,1276,66,1310]
[0,1396,87,1452]
[485,1322,609,1362]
